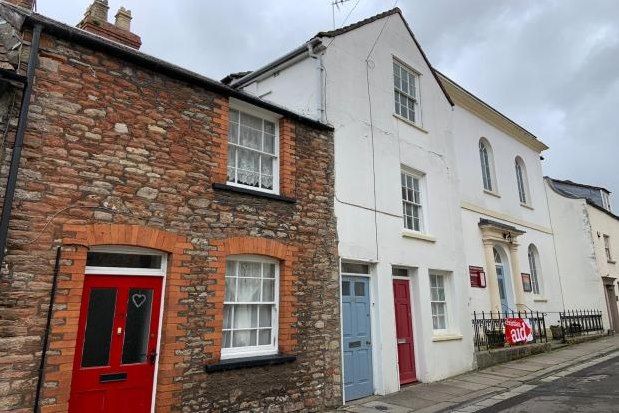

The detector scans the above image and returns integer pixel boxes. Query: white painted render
[450,103,564,322]
[240,14,474,394]
[545,180,619,330]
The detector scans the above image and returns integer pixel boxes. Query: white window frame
[429,272,449,333]
[84,245,168,276]
[528,245,541,295]
[515,157,530,206]
[221,255,279,360]
[401,168,426,233]
[479,138,496,193]
[393,59,422,126]
[227,101,280,195]
[604,235,613,262]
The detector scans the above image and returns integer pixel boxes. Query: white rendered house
[438,74,565,323]
[545,178,619,332]
[226,9,474,400]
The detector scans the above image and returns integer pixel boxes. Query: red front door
[69,275,163,413]
[393,279,417,384]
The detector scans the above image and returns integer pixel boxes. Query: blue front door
[342,276,373,401]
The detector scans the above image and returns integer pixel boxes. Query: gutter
[231,38,322,88]
[0,23,41,267]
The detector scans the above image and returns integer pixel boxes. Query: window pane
[262,279,275,302]
[238,278,261,301]
[86,252,162,269]
[354,282,366,296]
[122,288,153,364]
[263,133,275,154]
[241,112,263,130]
[342,281,350,296]
[341,263,370,274]
[228,121,238,144]
[233,305,258,329]
[222,331,232,348]
[82,288,116,367]
[263,264,276,279]
[230,109,239,123]
[223,305,233,329]
[239,262,260,278]
[233,330,257,347]
[258,329,271,345]
[258,305,272,327]
[225,277,236,301]
[264,120,276,135]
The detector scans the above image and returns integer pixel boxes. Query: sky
[37,0,619,198]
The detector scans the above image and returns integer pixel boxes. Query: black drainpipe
[0,23,42,266]
[33,245,61,412]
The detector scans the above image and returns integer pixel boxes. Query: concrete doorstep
[336,334,619,413]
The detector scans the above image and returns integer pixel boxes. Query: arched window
[479,139,495,192]
[528,244,541,294]
[515,157,530,205]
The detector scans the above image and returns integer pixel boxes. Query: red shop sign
[505,318,533,345]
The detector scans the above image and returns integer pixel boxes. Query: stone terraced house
[0,1,341,412]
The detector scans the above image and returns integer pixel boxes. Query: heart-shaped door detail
[132,293,147,308]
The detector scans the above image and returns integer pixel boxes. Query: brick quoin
[0,18,341,413]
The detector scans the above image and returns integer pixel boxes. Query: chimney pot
[114,7,132,31]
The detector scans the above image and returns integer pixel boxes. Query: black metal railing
[472,310,548,351]
[558,309,604,339]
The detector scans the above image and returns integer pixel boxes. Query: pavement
[337,334,619,413]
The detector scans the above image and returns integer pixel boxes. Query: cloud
[37,0,619,197]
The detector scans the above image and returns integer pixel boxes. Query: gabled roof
[229,7,454,106]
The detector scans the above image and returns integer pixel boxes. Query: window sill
[432,333,463,342]
[483,189,501,198]
[205,354,296,373]
[520,202,534,210]
[401,229,436,243]
[393,113,428,134]
[213,183,296,204]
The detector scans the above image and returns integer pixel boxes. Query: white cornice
[438,73,549,153]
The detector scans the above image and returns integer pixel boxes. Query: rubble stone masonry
[0,24,341,412]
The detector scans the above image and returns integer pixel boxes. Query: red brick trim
[40,224,192,413]
[212,97,230,184]
[206,237,298,363]
[279,118,296,198]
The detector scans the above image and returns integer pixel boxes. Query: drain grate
[373,405,390,411]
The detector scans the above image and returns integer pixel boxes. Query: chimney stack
[114,7,132,31]
[77,1,142,49]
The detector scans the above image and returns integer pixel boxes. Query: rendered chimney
[77,1,142,49]
[114,7,132,31]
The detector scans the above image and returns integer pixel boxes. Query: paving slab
[412,402,455,413]
[362,401,412,413]
[442,379,489,391]
[377,391,436,410]
[483,366,530,379]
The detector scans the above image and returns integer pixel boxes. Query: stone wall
[0,26,341,412]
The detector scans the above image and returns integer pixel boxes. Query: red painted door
[69,275,163,413]
[393,279,417,384]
